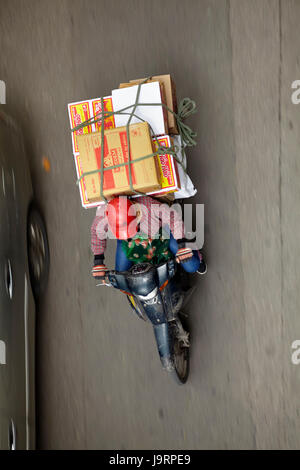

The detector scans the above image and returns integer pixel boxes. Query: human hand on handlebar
[175,247,193,264]
[92,264,108,282]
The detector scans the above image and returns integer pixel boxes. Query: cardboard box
[77,122,161,202]
[68,100,92,154]
[75,135,180,207]
[156,193,175,203]
[68,96,115,154]
[74,153,100,208]
[112,82,168,136]
[68,96,116,207]
[120,75,178,134]
[145,135,180,197]
[75,147,175,208]
[73,131,192,208]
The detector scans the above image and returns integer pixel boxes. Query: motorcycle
[99,257,193,384]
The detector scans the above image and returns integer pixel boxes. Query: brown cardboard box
[155,193,175,204]
[119,75,178,134]
[77,122,161,202]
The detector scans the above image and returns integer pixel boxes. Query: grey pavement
[0,0,300,450]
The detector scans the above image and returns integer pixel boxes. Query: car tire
[27,205,50,300]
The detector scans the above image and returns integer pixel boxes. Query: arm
[91,215,107,257]
[156,201,193,262]
[91,207,109,279]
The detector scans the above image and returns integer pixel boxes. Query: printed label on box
[69,101,92,153]
[91,97,115,133]
[154,136,175,189]
[151,135,180,196]
[93,131,137,192]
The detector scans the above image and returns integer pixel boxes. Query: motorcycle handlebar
[97,259,177,287]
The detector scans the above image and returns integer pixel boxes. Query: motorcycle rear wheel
[170,321,190,384]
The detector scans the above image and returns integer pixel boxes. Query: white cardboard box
[112,82,167,136]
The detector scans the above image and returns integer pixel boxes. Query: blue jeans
[115,233,200,273]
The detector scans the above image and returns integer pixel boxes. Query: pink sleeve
[91,210,108,256]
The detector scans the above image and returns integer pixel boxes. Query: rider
[91,195,207,281]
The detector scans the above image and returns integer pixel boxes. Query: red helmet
[106,196,138,240]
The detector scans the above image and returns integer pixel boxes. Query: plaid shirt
[91,196,185,256]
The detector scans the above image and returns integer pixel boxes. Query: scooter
[100,257,192,384]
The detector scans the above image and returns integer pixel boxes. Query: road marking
[0,340,6,364]
[0,80,5,104]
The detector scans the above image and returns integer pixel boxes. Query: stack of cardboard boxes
[67,75,196,208]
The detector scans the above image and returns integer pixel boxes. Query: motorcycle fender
[153,323,174,371]
[139,289,167,325]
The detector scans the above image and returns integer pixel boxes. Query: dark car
[0,107,49,449]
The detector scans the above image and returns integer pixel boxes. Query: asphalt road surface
[1,0,300,450]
